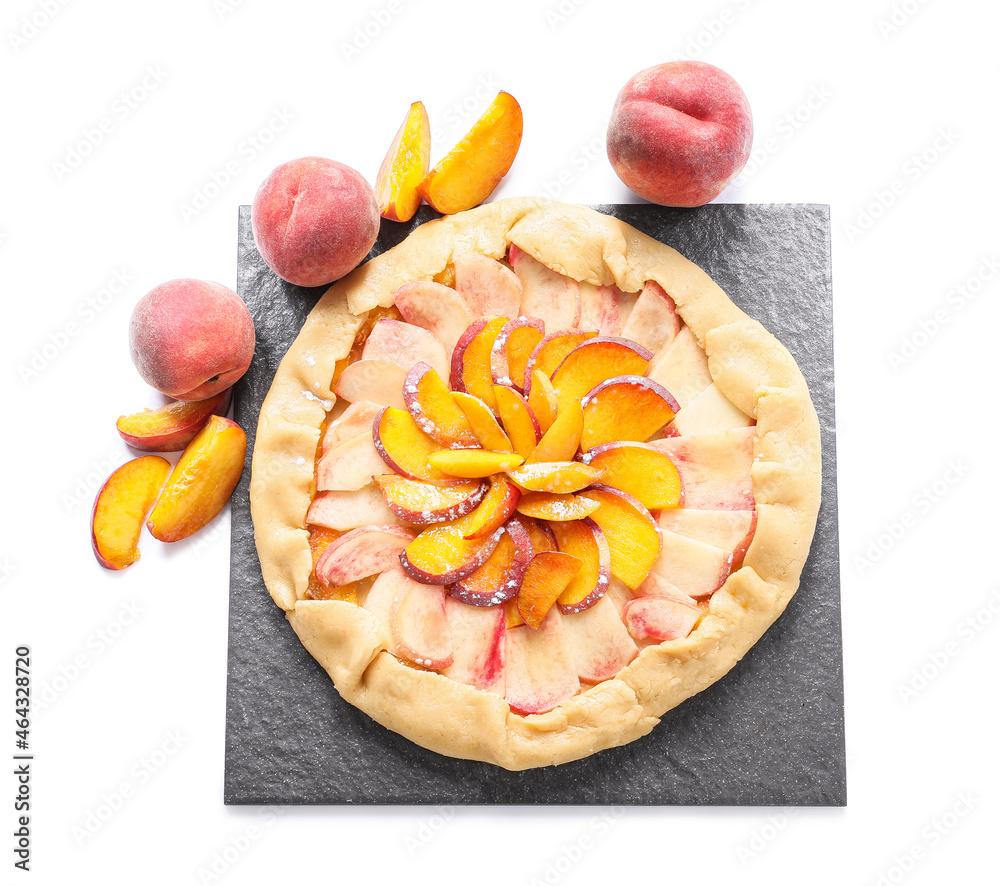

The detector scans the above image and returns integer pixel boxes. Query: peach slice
[526,370,558,433]
[362,319,449,381]
[583,485,661,590]
[516,551,581,630]
[504,609,580,715]
[320,400,382,457]
[442,599,506,693]
[549,518,610,614]
[521,516,557,553]
[526,399,583,464]
[459,474,521,539]
[390,580,453,670]
[452,391,512,452]
[505,599,525,628]
[416,91,523,215]
[427,448,523,478]
[492,385,540,458]
[373,475,487,525]
[508,244,581,331]
[449,518,532,607]
[523,330,597,395]
[515,491,600,522]
[335,359,408,409]
[307,486,399,531]
[582,441,682,510]
[450,317,508,411]
[372,406,455,485]
[146,415,247,543]
[650,426,755,509]
[550,336,653,413]
[454,253,522,319]
[116,389,231,452]
[561,595,638,683]
[656,507,756,567]
[622,595,701,642]
[400,521,504,585]
[317,430,392,492]
[375,100,431,223]
[490,317,545,391]
[649,528,732,599]
[315,524,416,587]
[580,375,679,451]
[91,456,171,569]
[393,280,473,355]
[666,383,754,437]
[578,281,638,336]
[403,363,479,449]
[620,280,680,353]
[645,325,713,408]
[508,461,599,494]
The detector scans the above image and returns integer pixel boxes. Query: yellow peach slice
[448,518,532,607]
[459,474,521,539]
[116,389,232,452]
[584,485,661,590]
[550,336,652,414]
[526,399,583,463]
[523,331,598,394]
[526,370,558,433]
[515,491,600,522]
[372,406,455,485]
[516,551,581,630]
[403,363,479,449]
[146,416,247,543]
[580,375,679,451]
[92,456,171,569]
[416,91,523,215]
[452,391,512,451]
[375,100,431,222]
[450,317,508,411]
[550,518,611,613]
[373,475,487,524]
[492,385,540,459]
[520,516,558,553]
[507,461,600,494]
[427,449,524,478]
[583,442,682,510]
[491,317,545,390]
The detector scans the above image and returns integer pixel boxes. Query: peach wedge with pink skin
[307,241,762,717]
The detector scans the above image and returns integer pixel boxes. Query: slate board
[224,203,846,806]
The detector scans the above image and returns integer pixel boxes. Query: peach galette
[250,198,821,770]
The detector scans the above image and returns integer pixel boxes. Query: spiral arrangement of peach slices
[305,246,758,715]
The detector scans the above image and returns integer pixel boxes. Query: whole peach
[129,279,255,401]
[251,157,380,287]
[606,61,753,207]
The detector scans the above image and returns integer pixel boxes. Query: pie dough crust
[249,197,822,770]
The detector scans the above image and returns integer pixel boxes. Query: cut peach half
[584,485,661,591]
[116,389,231,452]
[449,517,532,607]
[373,406,455,485]
[490,317,544,390]
[452,391,512,452]
[526,399,583,464]
[450,317,508,411]
[583,441,682,510]
[550,518,610,614]
[146,415,247,543]
[515,491,600,522]
[402,363,478,449]
[526,370,558,433]
[516,551,581,630]
[427,448,523,479]
[92,456,171,569]
[375,100,431,223]
[580,375,679,450]
[550,336,652,414]
[507,461,599,494]
[523,330,597,395]
[416,91,523,215]
[492,385,540,459]
[373,475,487,525]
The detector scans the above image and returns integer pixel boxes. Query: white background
[2,0,997,883]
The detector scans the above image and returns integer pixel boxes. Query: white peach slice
[390,579,453,670]
[504,609,580,715]
[561,594,638,683]
[622,595,701,642]
[314,524,416,587]
[392,280,473,354]
[361,318,449,380]
[649,426,755,510]
[620,280,680,353]
[649,528,732,599]
[578,280,638,336]
[442,598,506,693]
[508,244,581,331]
[334,359,407,409]
[656,508,756,562]
[316,430,392,492]
[453,252,523,319]
[645,326,713,409]
[320,400,381,457]
[666,382,754,437]
[306,486,400,531]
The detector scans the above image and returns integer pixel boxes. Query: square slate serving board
[224,202,846,806]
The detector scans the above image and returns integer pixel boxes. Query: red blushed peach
[606,61,753,207]
[251,157,380,287]
[129,279,255,401]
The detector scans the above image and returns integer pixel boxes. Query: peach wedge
[550,337,652,414]
[582,441,683,511]
[516,551,581,630]
[116,389,232,452]
[374,475,487,525]
[584,485,661,591]
[550,518,611,614]
[373,406,454,485]
[146,416,247,543]
[375,100,431,223]
[402,363,478,449]
[450,317,508,411]
[417,91,523,215]
[580,375,679,451]
[92,456,171,569]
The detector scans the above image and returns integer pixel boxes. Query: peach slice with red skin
[582,441,683,511]
[561,595,638,683]
[515,491,600,522]
[146,415,247,543]
[402,363,479,449]
[116,389,232,452]
[550,336,653,413]
[577,281,639,337]
[375,100,431,223]
[427,448,524,479]
[458,474,521,539]
[450,317,508,411]
[508,245,581,332]
[523,330,597,396]
[392,281,473,355]
[583,485,661,591]
[372,406,456,485]
[454,253,523,320]
[622,595,701,642]
[442,598,506,693]
[91,456,171,569]
[620,280,681,353]
[400,521,505,586]
[504,609,580,715]
[362,319,449,382]
[520,516,557,553]
[549,518,611,614]
[526,399,583,464]
[491,317,544,391]
[580,375,679,451]
[315,524,416,587]
[507,461,600,494]
[307,486,399,532]
[416,91,523,214]
[516,551,582,630]
[390,580,453,670]
[449,518,533,607]
[492,385,540,458]
[452,392,512,452]
[373,475,487,525]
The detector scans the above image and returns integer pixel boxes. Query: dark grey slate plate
[224,203,845,806]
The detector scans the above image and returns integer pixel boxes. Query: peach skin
[92,456,171,569]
